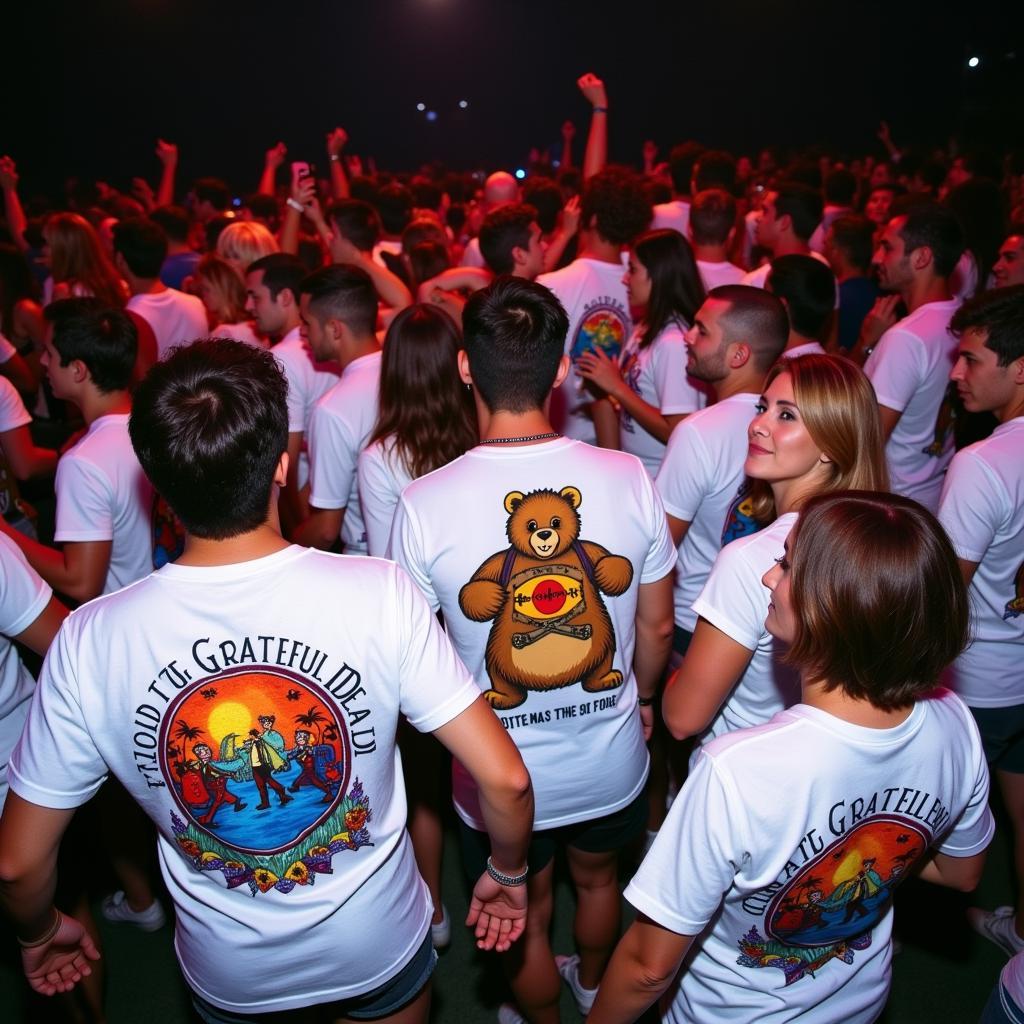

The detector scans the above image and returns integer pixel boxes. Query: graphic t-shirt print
[159,663,372,896]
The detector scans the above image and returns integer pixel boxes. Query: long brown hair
[44,212,126,308]
[369,304,477,479]
[749,353,889,523]
[196,253,248,325]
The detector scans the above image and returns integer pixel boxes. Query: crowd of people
[0,72,1022,1024]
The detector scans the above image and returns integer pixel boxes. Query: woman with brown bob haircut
[593,491,992,1024]
[664,353,889,754]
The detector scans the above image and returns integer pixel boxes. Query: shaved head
[484,171,521,209]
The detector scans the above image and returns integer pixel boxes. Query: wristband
[286,197,305,213]
[592,106,608,113]
[637,695,655,707]
[329,154,340,162]
[486,856,528,887]
[18,910,62,948]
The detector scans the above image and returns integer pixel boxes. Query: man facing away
[0,339,533,1023]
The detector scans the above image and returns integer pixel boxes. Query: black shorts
[459,790,647,879]
[970,704,1024,774]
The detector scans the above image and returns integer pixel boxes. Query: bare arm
[662,617,754,741]
[0,426,57,481]
[417,266,492,299]
[667,514,690,549]
[330,237,413,311]
[541,196,581,273]
[154,139,178,208]
[13,594,68,655]
[258,142,287,199]
[849,294,900,366]
[0,525,110,604]
[0,349,39,400]
[0,157,28,251]
[591,398,620,450]
[634,574,675,739]
[915,850,986,892]
[326,128,350,201]
[291,505,344,551]
[588,914,693,1024]
[878,404,901,443]
[560,120,575,171]
[577,74,608,180]
[958,557,980,587]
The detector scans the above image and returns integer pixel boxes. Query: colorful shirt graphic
[721,482,761,545]
[569,301,627,362]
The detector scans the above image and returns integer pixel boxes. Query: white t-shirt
[0,533,50,810]
[358,437,414,559]
[211,321,267,350]
[655,393,759,631]
[742,251,840,308]
[691,513,801,747]
[9,546,479,1014]
[390,437,676,831]
[0,376,31,433]
[696,259,745,291]
[938,417,1024,708]
[628,693,993,1024]
[651,200,690,237]
[271,327,340,490]
[618,323,706,478]
[127,288,208,359]
[308,350,382,554]
[461,236,485,269]
[781,340,827,359]
[864,299,960,512]
[537,258,632,444]
[54,414,154,594]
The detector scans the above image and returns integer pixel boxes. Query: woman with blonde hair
[194,254,266,348]
[663,352,889,753]
[42,212,127,307]
[215,220,279,280]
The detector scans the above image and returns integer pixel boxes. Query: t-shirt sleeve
[389,494,441,612]
[393,565,479,733]
[652,328,702,415]
[308,404,356,511]
[0,532,51,636]
[357,446,401,559]
[691,535,769,650]
[937,451,1002,562]
[54,454,115,543]
[272,350,307,435]
[625,750,748,935]
[638,470,677,584]
[0,376,32,433]
[655,421,709,524]
[8,620,109,809]
[936,698,995,858]
[864,327,924,413]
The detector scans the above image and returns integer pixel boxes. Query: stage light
[416,102,426,111]
[426,110,438,122]
[459,99,469,109]
[515,168,526,180]
[968,56,980,68]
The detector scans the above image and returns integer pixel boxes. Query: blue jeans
[980,982,1024,1024]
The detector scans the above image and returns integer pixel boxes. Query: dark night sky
[4,0,1021,200]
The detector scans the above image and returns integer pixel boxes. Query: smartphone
[291,161,311,190]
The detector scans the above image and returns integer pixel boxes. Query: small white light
[416,102,426,111]
[515,168,526,180]
[459,99,468,109]
[968,56,980,68]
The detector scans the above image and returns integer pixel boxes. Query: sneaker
[101,891,166,932]
[969,906,1024,957]
[497,1003,526,1024]
[430,904,451,949]
[555,953,598,1016]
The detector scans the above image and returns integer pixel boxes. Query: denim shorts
[191,930,436,1023]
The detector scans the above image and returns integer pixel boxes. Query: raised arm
[0,157,28,251]
[541,195,581,273]
[560,120,575,171]
[329,235,413,311]
[577,73,609,180]
[326,128,350,201]
[258,142,287,199]
[154,139,178,208]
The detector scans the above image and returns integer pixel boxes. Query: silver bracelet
[286,197,304,213]
[486,856,528,886]
[18,909,62,948]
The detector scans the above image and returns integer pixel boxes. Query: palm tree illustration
[295,706,328,744]
[174,719,205,754]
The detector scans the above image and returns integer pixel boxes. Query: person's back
[127,287,208,358]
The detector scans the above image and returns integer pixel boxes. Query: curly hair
[580,166,652,247]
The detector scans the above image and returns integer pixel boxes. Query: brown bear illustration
[459,486,633,710]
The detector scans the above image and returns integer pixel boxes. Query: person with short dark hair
[766,253,836,357]
[150,205,200,289]
[327,198,382,255]
[993,229,1024,289]
[114,218,207,358]
[651,142,704,236]
[538,166,652,444]
[593,491,992,1023]
[808,168,857,254]
[742,181,827,291]
[391,276,675,1022]
[190,176,231,224]
[293,264,382,553]
[689,189,745,290]
[0,299,152,600]
[824,214,880,351]
[372,182,414,266]
[862,203,965,510]
[936,286,1024,957]
[0,338,534,1023]
[692,150,737,195]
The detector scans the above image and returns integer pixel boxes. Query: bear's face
[504,487,582,560]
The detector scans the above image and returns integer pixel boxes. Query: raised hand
[561,194,582,236]
[577,72,608,109]
[561,120,576,141]
[265,141,287,168]
[326,127,349,157]
[0,155,18,191]
[155,139,178,166]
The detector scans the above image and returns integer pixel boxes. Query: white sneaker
[555,953,598,1016]
[497,1003,526,1024]
[968,906,1024,957]
[430,904,451,949]
[100,891,166,932]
